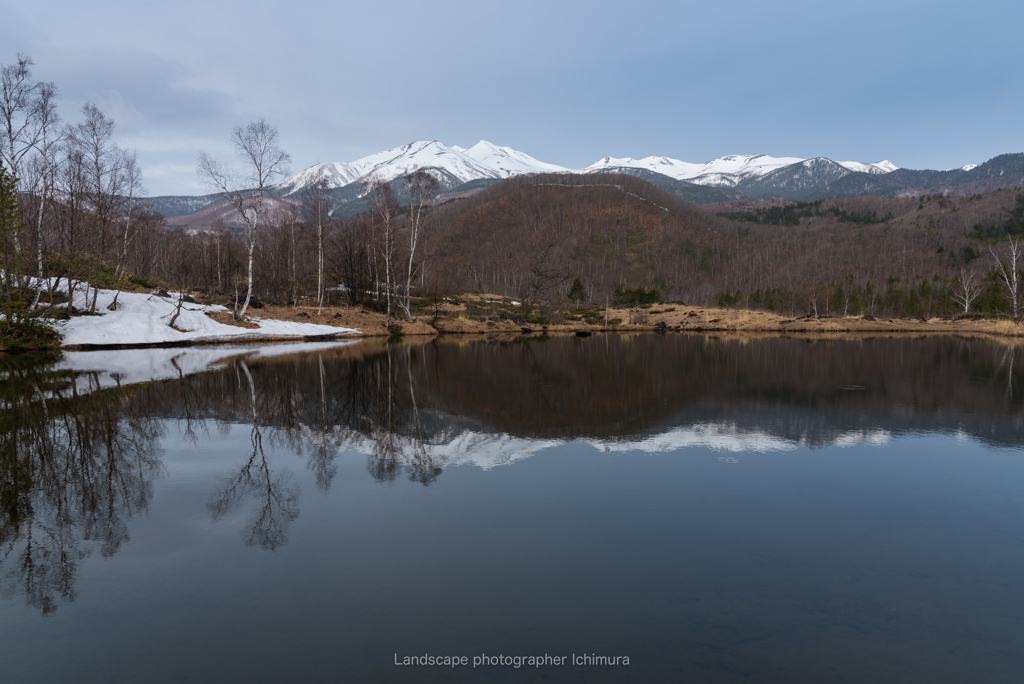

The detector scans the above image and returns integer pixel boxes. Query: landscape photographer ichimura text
[394,653,630,668]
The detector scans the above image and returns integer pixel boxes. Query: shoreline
[56,306,1024,351]
[14,284,1024,352]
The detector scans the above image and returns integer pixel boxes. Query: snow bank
[54,283,358,347]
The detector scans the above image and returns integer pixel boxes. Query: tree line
[2,55,162,346]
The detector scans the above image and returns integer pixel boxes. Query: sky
[3,0,1022,196]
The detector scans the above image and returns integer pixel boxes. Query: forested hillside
[415,175,1024,318]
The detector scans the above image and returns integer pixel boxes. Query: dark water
[2,334,1024,683]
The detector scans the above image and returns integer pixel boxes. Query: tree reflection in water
[2,334,1024,614]
[206,359,299,551]
[0,355,161,614]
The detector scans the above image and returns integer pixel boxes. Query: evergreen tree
[568,277,585,308]
[1,162,23,331]
[1,163,58,348]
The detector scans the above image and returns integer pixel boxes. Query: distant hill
[161,196,299,234]
[147,193,225,219]
[417,172,738,304]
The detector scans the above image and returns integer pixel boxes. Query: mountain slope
[585,167,744,204]
[738,158,866,199]
[814,153,1024,199]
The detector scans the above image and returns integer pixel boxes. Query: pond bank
[213,300,1024,340]
[48,284,1024,350]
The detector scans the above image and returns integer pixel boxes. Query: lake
[2,333,1023,683]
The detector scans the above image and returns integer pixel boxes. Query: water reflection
[207,359,299,551]
[0,354,161,614]
[2,334,1023,614]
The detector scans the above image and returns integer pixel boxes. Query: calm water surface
[2,334,1023,683]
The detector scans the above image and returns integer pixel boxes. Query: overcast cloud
[3,0,1022,195]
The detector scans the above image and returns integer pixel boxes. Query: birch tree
[364,176,398,325]
[990,237,1021,321]
[1,55,57,271]
[22,82,59,306]
[399,170,438,317]
[114,151,144,280]
[66,104,128,312]
[300,170,332,314]
[197,119,290,320]
[952,268,981,316]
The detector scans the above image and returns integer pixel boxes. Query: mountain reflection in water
[1,333,1023,617]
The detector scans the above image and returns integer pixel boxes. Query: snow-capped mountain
[274,140,565,196]
[150,146,1024,223]
[582,153,807,186]
[274,142,902,200]
[456,140,569,177]
[837,159,898,174]
[582,153,897,187]
[275,161,363,194]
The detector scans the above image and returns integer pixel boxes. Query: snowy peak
[692,154,807,180]
[340,140,494,186]
[276,141,494,195]
[276,161,360,194]
[276,140,567,195]
[582,153,808,186]
[462,140,568,177]
[837,159,899,174]
[583,155,706,180]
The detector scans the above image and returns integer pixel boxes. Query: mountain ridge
[149,141,1023,222]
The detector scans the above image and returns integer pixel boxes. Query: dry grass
[206,298,1024,341]
[205,311,260,329]
[246,305,437,337]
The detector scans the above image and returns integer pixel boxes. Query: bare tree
[22,82,60,307]
[113,151,144,280]
[990,236,1021,321]
[399,170,438,316]
[51,143,88,306]
[285,202,299,306]
[952,268,982,317]
[523,236,569,314]
[364,176,399,325]
[66,103,128,313]
[197,119,290,320]
[301,169,332,314]
[165,229,196,329]
[1,55,38,187]
[2,55,57,270]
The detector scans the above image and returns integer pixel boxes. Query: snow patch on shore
[53,283,358,347]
